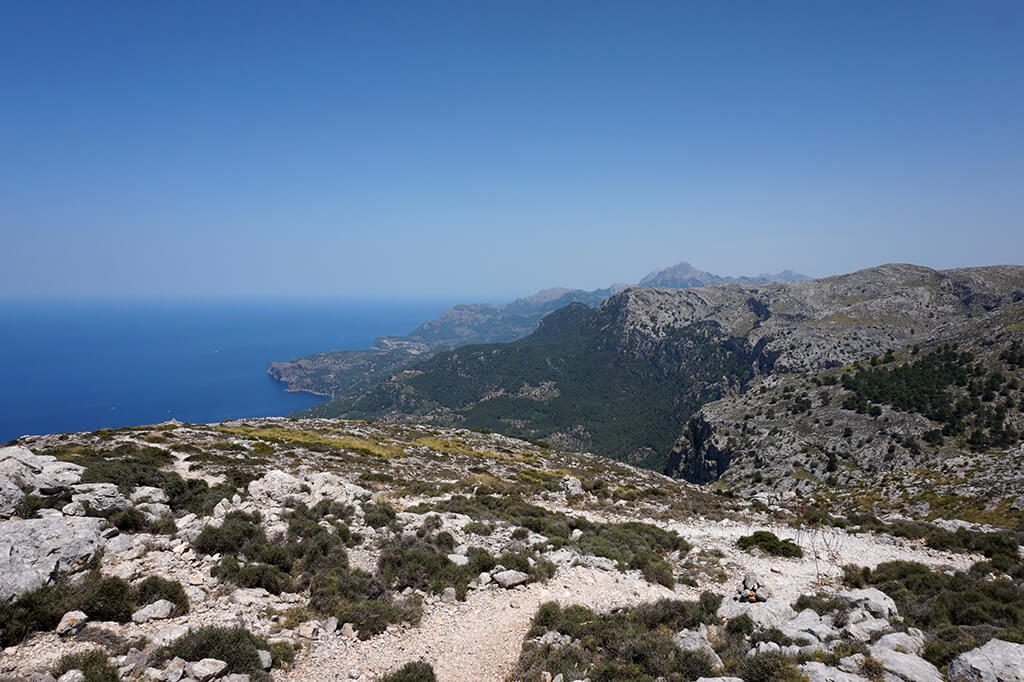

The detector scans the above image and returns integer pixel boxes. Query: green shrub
[132,576,189,615]
[628,551,675,588]
[212,556,293,595]
[848,560,1024,667]
[75,573,135,622]
[733,652,804,682]
[106,507,178,534]
[750,627,793,646]
[0,570,189,646]
[52,648,117,682]
[269,640,297,668]
[14,493,43,519]
[335,595,422,639]
[463,521,493,536]
[379,660,436,682]
[700,591,723,614]
[150,626,269,679]
[737,531,803,558]
[515,599,719,681]
[794,592,849,619]
[193,511,265,555]
[726,613,754,635]
[0,581,68,646]
[363,501,397,529]
[309,567,385,614]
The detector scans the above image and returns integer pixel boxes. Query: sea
[0,298,452,442]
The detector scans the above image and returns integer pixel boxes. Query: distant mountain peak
[639,260,808,288]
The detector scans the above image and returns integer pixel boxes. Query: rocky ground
[1,419,1022,681]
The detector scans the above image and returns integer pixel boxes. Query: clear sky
[2,1,1022,299]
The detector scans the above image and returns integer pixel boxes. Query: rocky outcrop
[71,483,131,515]
[0,445,83,493]
[0,516,104,601]
[717,574,795,628]
[948,638,1024,681]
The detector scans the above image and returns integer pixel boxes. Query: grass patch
[217,425,404,458]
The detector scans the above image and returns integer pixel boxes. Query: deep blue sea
[0,299,451,442]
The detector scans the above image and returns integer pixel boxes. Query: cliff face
[304,263,1024,509]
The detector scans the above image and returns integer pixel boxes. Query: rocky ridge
[2,418,1023,681]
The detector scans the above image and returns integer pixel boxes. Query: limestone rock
[56,671,85,682]
[492,569,530,588]
[132,599,176,623]
[0,474,24,518]
[257,650,272,670]
[296,620,321,639]
[873,630,925,656]
[948,638,1024,681]
[560,475,583,497]
[799,661,869,682]
[447,553,469,567]
[56,610,88,635]
[71,483,131,514]
[780,608,836,644]
[674,625,723,670]
[61,501,85,517]
[869,646,942,682]
[839,588,899,619]
[131,486,169,504]
[0,446,84,491]
[137,502,173,521]
[717,597,795,629]
[151,625,189,648]
[187,658,227,682]
[0,516,104,601]
[247,471,307,508]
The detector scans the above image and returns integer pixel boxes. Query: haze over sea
[0,299,451,442]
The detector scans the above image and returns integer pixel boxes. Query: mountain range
[300,263,1024,520]
[267,260,805,397]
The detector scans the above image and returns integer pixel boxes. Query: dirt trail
[281,519,973,682]
[281,565,682,681]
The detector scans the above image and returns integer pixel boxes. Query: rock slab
[948,638,1024,682]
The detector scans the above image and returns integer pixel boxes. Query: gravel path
[280,565,684,682]
[280,516,974,682]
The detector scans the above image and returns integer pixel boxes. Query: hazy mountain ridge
[268,261,802,398]
[303,263,1024,516]
[638,260,808,288]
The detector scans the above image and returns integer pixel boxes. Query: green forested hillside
[306,303,755,468]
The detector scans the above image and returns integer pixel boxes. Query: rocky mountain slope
[3,419,1023,682]
[268,261,805,399]
[303,264,1024,515]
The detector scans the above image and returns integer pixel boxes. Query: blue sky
[2,1,1022,299]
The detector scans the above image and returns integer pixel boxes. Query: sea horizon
[0,297,455,442]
